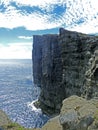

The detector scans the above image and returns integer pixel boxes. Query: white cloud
[0,43,32,59]
[0,0,98,33]
[18,36,32,40]
[1,0,62,7]
[64,0,98,33]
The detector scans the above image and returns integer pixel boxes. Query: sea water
[0,59,49,128]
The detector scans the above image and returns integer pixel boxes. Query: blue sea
[0,59,49,128]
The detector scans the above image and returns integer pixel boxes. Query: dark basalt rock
[32,28,98,114]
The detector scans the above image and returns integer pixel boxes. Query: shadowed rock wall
[33,28,98,114]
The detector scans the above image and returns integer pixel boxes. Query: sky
[0,0,98,59]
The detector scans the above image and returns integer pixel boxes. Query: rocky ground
[0,95,98,130]
[41,95,98,130]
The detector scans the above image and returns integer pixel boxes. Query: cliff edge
[33,28,98,114]
[41,95,98,130]
[0,96,98,130]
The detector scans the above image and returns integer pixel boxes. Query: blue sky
[0,0,98,59]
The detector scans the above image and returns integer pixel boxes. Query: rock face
[33,28,98,113]
[41,95,98,130]
[33,34,62,113]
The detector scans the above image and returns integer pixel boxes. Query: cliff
[1,96,98,130]
[33,28,98,114]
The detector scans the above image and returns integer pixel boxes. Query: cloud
[63,0,98,33]
[0,42,32,59]
[0,0,98,33]
[1,0,62,7]
[18,36,32,40]
[0,0,66,30]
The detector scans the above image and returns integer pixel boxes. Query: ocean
[0,59,49,128]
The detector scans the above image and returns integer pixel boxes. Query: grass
[2,122,25,130]
[0,110,40,130]
[94,110,98,121]
[2,122,39,130]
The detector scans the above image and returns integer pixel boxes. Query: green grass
[2,122,40,130]
[94,110,98,121]
[2,122,25,130]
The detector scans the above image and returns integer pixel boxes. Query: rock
[40,95,98,130]
[76,116,94,130]
[59,109,78,125]
[59,109,78,130]
[33,28,98,114]
[59,95,98,130]
[0,127,4,130]
[0,110,10,127]
[42,116,62,130]
[33,34,62,114]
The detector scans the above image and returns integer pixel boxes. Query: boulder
[59,95,98,130]
[41,95,98,130]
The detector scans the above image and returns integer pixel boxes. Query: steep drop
[33,28,98,114]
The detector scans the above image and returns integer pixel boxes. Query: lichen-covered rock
[33,28,98,114]
[59,95,98,130]
[0,110,10,127]
[40,96,98,130]
[42,116,62,130]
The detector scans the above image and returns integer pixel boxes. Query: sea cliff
[33,28,98,114]
[0,28,98,129]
